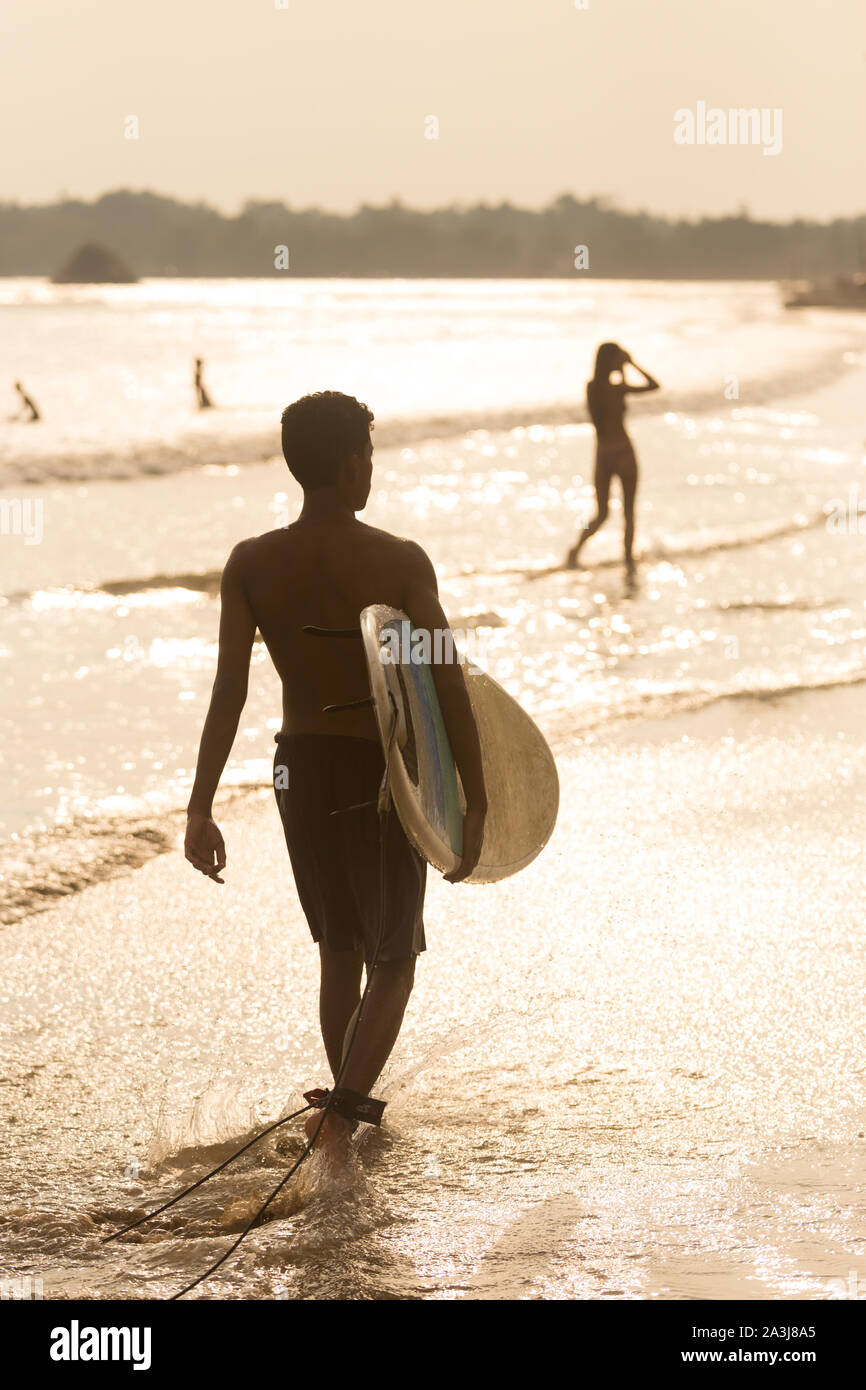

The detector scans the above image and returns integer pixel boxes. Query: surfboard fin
[303,1086,387,1128]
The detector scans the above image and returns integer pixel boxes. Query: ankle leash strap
[303,1086,387,1127]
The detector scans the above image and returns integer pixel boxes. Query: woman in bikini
[565,342,660,574]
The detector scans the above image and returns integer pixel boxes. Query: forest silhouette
[1,189,863,280]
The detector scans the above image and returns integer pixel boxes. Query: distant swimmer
[10,381,41,422]
[193,357,214,410]
[565,343,660,575]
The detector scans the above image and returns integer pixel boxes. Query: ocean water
[0,276,859,487]
[1,279,866,1301]
[1,280,864,867]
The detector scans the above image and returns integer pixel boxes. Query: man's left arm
[185,543,257,882]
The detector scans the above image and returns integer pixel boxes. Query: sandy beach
[3,678,865,1301]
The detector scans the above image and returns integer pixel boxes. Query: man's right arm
[401,541,487,883]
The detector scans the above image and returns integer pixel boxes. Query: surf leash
[100,1101,315,1245]
[167,730,394,1299]
[102,653,398,1299]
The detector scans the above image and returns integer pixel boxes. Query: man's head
[281,391,374,509]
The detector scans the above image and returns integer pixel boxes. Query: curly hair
[280,391,374,489]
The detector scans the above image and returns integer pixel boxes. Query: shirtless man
[184,391,486,1153]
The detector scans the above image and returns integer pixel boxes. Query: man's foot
[304,1108,353,1158]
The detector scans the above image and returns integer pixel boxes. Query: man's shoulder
[354,521,430,564]
[222,530,285,582]
[232,526,295,555]
[227,523,432,575]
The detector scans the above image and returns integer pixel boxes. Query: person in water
[11,381,41,422]
[565,343,660,574]
[184,391,486,1156]
[193,357,214,409]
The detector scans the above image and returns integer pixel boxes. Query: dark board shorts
[273,733,427,963]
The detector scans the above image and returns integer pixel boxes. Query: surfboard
[360,605,559,883]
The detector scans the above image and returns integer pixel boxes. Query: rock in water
[52,242,138,284]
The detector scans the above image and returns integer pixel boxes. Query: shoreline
[2,678,865,1298]
[3,674,865,931]
[1,312,861,492]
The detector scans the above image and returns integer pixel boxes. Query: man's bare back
[236,517,431,741]
[186,392,487,886]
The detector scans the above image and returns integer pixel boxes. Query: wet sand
[2,681,865,1300]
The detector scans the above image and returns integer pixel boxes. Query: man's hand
[444,804,486,884]
[184,812,227,883]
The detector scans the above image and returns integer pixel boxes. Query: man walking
[185,392,486,1153]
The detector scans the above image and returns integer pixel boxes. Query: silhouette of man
[194,357,214,409]
[11,381,41,422]
[184,392,486,1156]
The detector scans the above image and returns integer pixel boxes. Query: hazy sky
[1,0,863,220]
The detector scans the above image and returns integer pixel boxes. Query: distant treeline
[1,189,864,279]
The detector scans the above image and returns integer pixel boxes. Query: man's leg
[317,941,363,1077]
[305,955,416,1149]
[338,957,416,1096]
